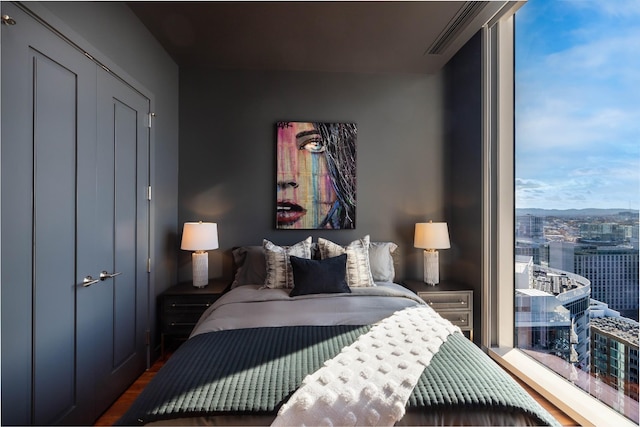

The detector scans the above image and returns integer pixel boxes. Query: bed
[117,237,561,426]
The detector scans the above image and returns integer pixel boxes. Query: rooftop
[517,288,553,297]
[591,317,639,347]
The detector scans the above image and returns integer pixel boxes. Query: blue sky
[515,0,640,210]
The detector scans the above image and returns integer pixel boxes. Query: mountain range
[516,208,639,218]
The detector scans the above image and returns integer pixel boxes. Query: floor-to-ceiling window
[514,0,639,422]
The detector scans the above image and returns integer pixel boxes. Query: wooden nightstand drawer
[163,318,199,329]
[162,313,200,335]
[163,295,217,313]
[437,310,472,330]
[402,279,474,340]
[159,280,227,356]
[417,290,471,310]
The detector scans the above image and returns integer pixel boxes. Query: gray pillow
[230,246,267,288]
[231,239,397,287]
[369,242,398,282]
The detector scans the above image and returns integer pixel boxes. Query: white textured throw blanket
[271,306,460,427]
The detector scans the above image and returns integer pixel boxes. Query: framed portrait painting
[276,121,357,229]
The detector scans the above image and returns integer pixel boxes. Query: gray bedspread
[191,282,425,335]
[116,283,561,426]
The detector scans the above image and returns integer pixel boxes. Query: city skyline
[515,0,640,211]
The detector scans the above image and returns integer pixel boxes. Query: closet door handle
[82,276,100,287]
[100,270,122,280]
[1,15,16,26]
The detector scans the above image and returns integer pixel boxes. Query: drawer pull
[169,322,197,327]
[426,300,467,306]
[170,302,211,308]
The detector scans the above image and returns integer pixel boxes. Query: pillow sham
[369,242,398,282]
[230,245,267,288]
[289,254,350,297]
[318,235,375,287]
[263,237,312,289]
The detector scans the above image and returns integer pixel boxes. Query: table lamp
[414,221,450,285]
[181,221,219,287]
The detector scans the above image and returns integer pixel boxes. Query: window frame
[480,11,637,427]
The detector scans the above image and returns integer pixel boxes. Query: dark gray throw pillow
[230,246,267,288]
[289,254,350,297]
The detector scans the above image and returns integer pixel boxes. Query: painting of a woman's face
[276,122,336,228]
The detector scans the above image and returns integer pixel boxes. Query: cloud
[515,178,546,189]
[569,167,607,177]
[574,0,640,19]
[516,107,639,156]
[544,31,640,89]
[514,0,640,209]
[516,174,639,210]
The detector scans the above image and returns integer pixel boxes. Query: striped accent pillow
[263,237,312,289]
[318,235,375,287]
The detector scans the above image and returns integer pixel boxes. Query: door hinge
[145,330,151,346]
[147,112,155,128]
[147,186,152,201]
[147,258,151,273]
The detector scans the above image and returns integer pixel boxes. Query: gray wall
[444,32,483,343]
[24,0,484,344]
[28,1,180,346]
[178,68,450,282]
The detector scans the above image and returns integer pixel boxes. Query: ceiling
[128,1,510,75]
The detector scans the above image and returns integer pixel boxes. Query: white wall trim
[489,347,637,427]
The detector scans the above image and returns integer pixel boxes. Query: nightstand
[159,279,227,357]
[403,279,474,341]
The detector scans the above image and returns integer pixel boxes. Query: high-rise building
[515,240,547,266]
[578,223,627,244]
[516,214,544,240]
[515,215,547,265]
[549,242,639,320]
[515,257,591,369]
[591,317,639,403]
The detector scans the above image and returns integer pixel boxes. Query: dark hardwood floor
[95,351,579,426]
[94,353,167,426]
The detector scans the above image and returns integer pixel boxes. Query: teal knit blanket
[116,326,559,426]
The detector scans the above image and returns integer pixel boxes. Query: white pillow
[263,237,312,289]
[369,242,398,282]
[318,235,375,287]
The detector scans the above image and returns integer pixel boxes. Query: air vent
[426,1,488,55]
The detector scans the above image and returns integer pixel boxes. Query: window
[514,0,639,422]
[482,1,639,426]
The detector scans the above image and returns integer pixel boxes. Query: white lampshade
[414,221,450,250]
[414,221,450,285]
[181,222,219,251]
[181,222,219,288]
